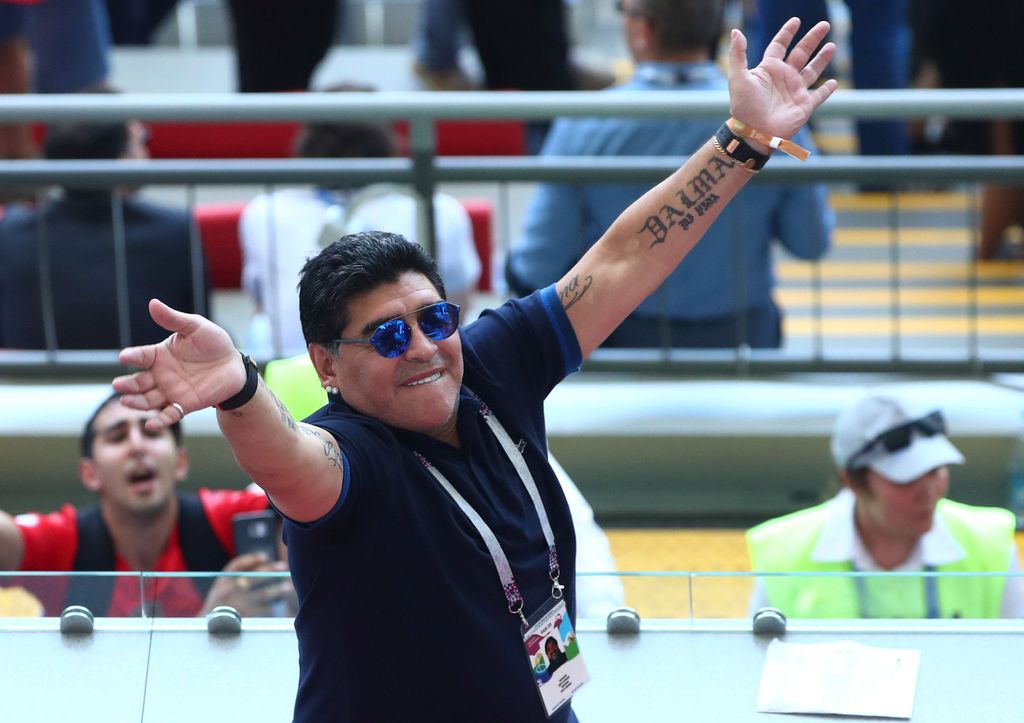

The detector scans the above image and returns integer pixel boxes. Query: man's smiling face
[329,271,464,445]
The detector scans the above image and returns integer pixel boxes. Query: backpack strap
[68,505,117,614]
[176,491,232,585]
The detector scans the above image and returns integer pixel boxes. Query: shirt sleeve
[15,505,78,571]
[505,119,588,296]
[771,128,834,261]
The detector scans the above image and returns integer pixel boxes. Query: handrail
[2,156,1024,188]
[4,89,1024,376]
[3,88,1024,122]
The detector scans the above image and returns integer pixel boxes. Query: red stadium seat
[148,122,302,159]
[195,201,247,289]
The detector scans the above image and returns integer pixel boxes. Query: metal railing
[3,89,1024,376]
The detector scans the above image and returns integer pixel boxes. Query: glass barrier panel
[690,570,1024,622]
[0,571,145,618]
[141,572,296,618]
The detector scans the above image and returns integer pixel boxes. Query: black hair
[634,0,724,56]
[293,82,395,161]
[44,122,130,161]
[298,231,446,348]
[294,120,395,160]
[80,392,182,458]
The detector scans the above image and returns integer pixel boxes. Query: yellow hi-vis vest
[747,498,1015,619]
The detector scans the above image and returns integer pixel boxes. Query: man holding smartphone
[0,391,293,617]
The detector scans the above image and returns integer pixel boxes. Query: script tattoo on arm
[639,154,733,248]
[300,426,344,475]
[559,274,592,310]
[267,389,298,432]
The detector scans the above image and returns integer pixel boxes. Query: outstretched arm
[559,18,837,357]
[113,300,343,523]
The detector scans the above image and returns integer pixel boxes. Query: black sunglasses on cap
[332,301,460,359]
[845,410,946,471]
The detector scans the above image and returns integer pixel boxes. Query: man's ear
[308,344,336,384]
[79,458,101,493]
[174,447,190,482]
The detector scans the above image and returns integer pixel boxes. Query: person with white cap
[747,392,1024,619]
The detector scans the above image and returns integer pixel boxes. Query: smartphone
[232,509,279,561]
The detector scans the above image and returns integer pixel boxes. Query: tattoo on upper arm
[301,426,344,475]
[559,274,592,310]
[640,154,732,248]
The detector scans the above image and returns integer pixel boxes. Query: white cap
[830,393,964,484]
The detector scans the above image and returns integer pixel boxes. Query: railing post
[408,116,438,260]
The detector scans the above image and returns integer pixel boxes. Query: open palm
[728,18,837,141]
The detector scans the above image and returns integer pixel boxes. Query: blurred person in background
[0,113,209,349]
[745,0,911,159]
[748,392,1024,618]
[0,392,292,617]
[505,0,831,349]
[239,99,480,358]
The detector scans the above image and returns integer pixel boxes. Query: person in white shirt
[748,392,1024,618]
[239,115,480,357]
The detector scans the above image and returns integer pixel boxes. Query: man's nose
[402,324,438,360]
[126,421,148,450]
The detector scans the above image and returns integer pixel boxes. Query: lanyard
[854,565,940,619]
[413,402,563,625]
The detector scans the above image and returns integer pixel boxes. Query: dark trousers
[227,0,339,92]
[459,0,573,91]
[602,302,784,350]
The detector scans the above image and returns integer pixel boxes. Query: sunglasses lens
[881,426,913,452]
[419,302,460,341]
[371,319,411,358]
[917,411,945,435]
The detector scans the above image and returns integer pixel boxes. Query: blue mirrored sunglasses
[332,301,461,359]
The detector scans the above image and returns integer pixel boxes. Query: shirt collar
[810,488,966,570]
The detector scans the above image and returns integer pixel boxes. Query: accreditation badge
[522,597,589,717]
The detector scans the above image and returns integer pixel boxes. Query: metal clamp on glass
[752,606,787,636]
[59,605,95,635]
[606,606,641,635]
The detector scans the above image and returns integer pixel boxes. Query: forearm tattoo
[640,154,733,248]
[269,390,298,432]
[558,273,592,310]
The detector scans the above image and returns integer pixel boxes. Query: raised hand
[112,299,247,429]
[727,17,837,141]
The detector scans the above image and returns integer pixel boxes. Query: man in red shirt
[0,392,291,617]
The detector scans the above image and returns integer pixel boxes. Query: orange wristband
[728,118,811,161]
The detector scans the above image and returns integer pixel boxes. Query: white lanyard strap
[413,402,563,622]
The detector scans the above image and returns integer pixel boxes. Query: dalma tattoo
[559,273,592,310]
[640,154,734,248]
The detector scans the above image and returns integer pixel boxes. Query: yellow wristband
[728,118,811,161]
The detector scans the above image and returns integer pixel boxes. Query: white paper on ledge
[757,639,920,718]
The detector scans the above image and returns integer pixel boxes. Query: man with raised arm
[112,18,836,723]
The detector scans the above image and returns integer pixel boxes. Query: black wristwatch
[217,353,260,410]
[712,122,770,173]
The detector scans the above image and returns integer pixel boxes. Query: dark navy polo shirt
[285,286,583,723]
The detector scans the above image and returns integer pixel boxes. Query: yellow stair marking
[834,228,969,246]
[604,529,1024,620]
[777,261,1024,281]
[785,315,1024,335]
[829,191,971,212]
[777,287,1024,306]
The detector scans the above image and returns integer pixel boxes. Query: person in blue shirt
[506,0,833,349]
[109,17,838,722]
